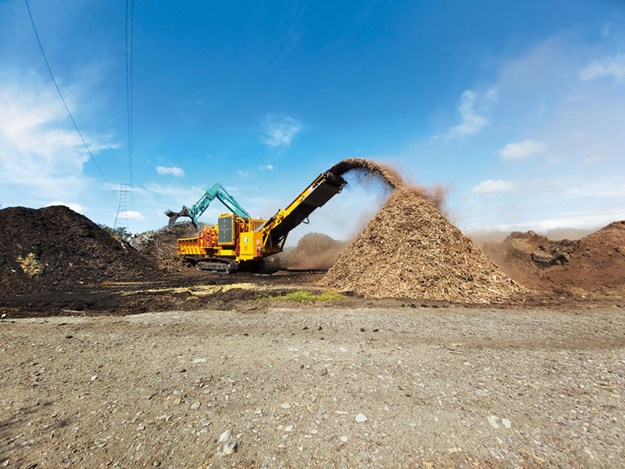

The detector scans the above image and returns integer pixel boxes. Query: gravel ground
[1,306,624,468]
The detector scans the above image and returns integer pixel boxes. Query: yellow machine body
[177,214,267,262]
[175,170,347,272]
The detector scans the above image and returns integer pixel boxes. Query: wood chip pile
[322,186,526,303]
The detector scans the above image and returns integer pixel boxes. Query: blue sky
[1,0,625,242]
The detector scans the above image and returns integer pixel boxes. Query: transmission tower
[114,183,130,231]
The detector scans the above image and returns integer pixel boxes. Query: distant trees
[98,224,131,241]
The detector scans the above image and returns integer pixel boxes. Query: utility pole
[114,183,130,231]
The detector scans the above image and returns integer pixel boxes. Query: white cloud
[263,115,301,147]
[483,87,499,102]
[156,165,185,177]
[565,183,625,199]
[471,179,516,194]
[447,35,625,233]
[0,74,116,202]
[259,164,274,171]
[500,139,546,160]
[439,88,497,139]
[580,53,625,83]
[119,210,144,220]
[482,207,625,233]
[143,183,206,199]
[48,201,85,213]
[237,170,251,178]
[102,182,146,194]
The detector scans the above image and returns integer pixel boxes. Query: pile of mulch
[130,222,198,270]
[484,222,625,295]
[0,206,158,295]
[322,187,525,303]
[279,233,346,270]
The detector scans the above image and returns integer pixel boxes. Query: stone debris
[487,416,500,429]
[217,429,239,457]
[222,440,239,456]
[218,429,232,443]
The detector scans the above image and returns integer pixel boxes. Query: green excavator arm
[165,183,250,229]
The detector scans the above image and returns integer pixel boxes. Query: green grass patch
[267,290,348,302]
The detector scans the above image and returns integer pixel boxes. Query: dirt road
[2,306,624,468]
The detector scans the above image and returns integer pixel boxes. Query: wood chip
[322,184,526,304]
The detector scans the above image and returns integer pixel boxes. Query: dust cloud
[470,227,595,247]
[423,184,447,211]
[279,233,346,270]
[329,157,447,212]
[544,227,595,241]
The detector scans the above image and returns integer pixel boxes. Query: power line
[24,0,108,184]
[126,0,135,188]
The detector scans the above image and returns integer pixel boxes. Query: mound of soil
[280,233,346,270]
[130,222,198,270]
[322,187,525,303]
[482,232,578,291]
[0,206,158,295]
[555,221,625,291]
[484,222,625,295]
